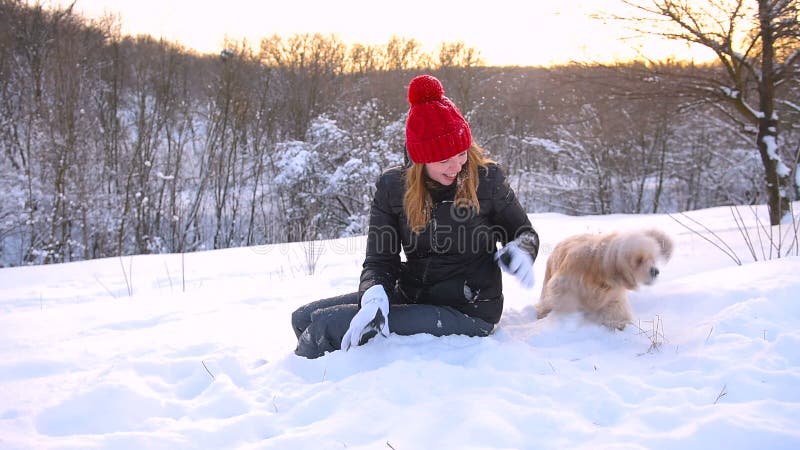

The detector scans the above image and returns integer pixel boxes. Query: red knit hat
[405,75,472,164]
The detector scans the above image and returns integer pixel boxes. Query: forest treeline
[1,0,798,266]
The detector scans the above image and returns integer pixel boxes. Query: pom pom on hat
[408,75,445,105]
[405,74,472,164]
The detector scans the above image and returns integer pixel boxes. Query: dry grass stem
[94,275,117,299]
[202,360,215,380]
[636,315,667,354]
[713,384,728,404]
[705,326,714,344]
[118,256,133,296]
[670,203,800,265]
[668,212,741,265]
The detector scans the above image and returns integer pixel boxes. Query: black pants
[292,292,495,359]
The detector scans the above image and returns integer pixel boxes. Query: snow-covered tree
[272,109,403,242]
[619,0,800,224]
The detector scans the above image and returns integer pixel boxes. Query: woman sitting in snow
[291,74,539,358]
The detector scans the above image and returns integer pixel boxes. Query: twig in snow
[386,442,397,450]
[784,204,800,256]
[202,360,215,380]
[713,384,728,404]
[668,212,741,265]
[181,252,186,293]
[163,260,174,292]
[272,395,278,413]
[93,275,117,299]
[548,361,557,373]
[672,204,800,264]
[635,315,666,353]
[731,206,759,261]
[119,256,133,296]
[705,326,714,344]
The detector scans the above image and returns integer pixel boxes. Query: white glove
[342,285,390,351]
[495,240,535,289]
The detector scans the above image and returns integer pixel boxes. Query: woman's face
[424,151,468,186]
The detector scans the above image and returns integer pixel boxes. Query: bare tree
[39,6,103,263]
[383,35,429,71]
[259,33,346,139]
[347,43,382,74]
[618,0,800,225]
[436,41,486,113]
[3,0,78,263]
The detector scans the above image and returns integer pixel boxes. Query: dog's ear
[646,229,674,260]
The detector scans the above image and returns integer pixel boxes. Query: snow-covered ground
[1,205,799,449]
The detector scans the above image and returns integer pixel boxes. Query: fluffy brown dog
[536,229,674,330]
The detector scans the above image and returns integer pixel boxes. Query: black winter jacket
[358,163,538,324]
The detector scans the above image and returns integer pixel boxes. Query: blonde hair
[404,143,494,233]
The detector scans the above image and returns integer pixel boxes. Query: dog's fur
[536,229,674,330]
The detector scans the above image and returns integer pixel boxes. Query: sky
[47,0,717,67]
[1,204,799,448]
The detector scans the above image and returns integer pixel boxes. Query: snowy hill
[1,205,799,449]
